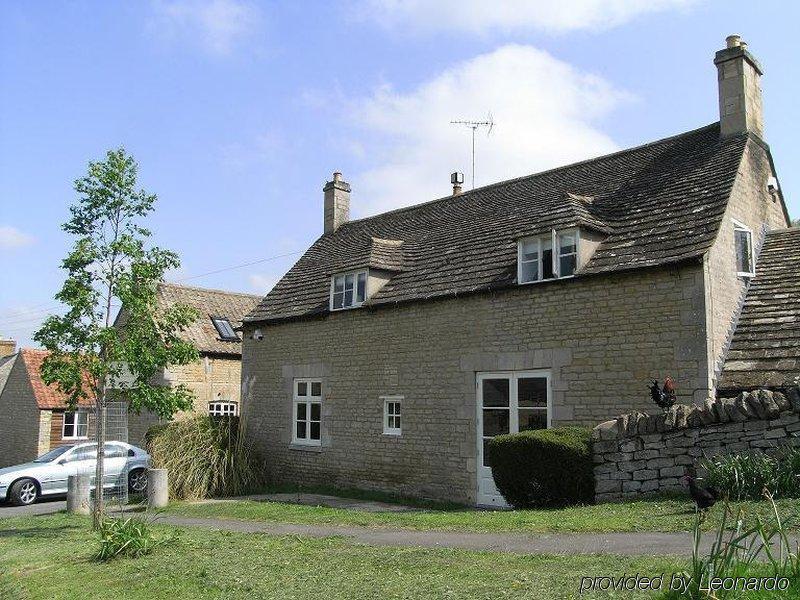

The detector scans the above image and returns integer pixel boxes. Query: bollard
[147,468,168,508]
[67,474,91,515]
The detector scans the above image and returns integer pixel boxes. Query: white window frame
[330,269,368,311]
[517,228,579,285]
[208,401,239,416]
[292,378,322,446]
[62,410,89,440]
[733,220,755,277]
[382,396,403,436]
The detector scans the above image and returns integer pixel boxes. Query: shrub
[95,514,174,561]
[703,447,800,501]
[146,415,266,500]
[487,427,594,508]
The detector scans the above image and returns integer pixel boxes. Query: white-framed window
[733,221,754,277]
[293,378,322,445]
[62,410,89,440]
[382,396,402,436]
[330,270,367,310]
[518,229,578,284]
[209,401,239,416]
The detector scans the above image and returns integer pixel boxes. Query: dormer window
[518,229,578,284]
[212,316,239,341]
[331,270,367,310]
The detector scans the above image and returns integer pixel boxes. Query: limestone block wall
[242,264,712,505]
[592,388,800,503]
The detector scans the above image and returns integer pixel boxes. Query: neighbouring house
[0,345,95,468]
[124,283,262,444]
[239,36,792,506]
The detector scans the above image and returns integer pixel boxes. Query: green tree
[792,218,799,228]
[34,148,199,527]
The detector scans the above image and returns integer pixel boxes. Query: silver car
[0,442,151,506]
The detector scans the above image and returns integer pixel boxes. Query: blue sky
[1,0,798,347]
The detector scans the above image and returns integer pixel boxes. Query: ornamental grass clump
[95,514,174,562]
[703,447,800,501]
[664,493,800,599]
[146,415,266,500]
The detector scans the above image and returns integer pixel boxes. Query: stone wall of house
[704,139,790,389]
[242,263,713,505]
[592,388,800,503]
[167,356,243,416]
[0,357,42,467]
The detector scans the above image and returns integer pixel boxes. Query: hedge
[487,427,594,508]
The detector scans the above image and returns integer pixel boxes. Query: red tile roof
[19,349,95,410]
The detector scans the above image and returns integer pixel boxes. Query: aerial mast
[450,114,494,189]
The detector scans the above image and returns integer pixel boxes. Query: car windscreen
[33,445,72,462]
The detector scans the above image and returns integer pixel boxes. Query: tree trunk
[92,395,106,529]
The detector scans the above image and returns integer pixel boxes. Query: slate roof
[18,349,94,410]
[246,123,752,323]
[718,228,800,390]
[156,283,262,356]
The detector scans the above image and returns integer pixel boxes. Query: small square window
[212,317,239,341]
[382,396,403,436]
[209,401,238,417]
[518,229,578,284]
[63,410,89,439]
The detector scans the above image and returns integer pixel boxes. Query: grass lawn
[166,492,800,534]
[0,513,685,600]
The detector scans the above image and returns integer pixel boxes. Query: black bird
[650,376,677,412]
[682,475,718,511]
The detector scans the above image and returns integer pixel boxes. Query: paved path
[156,514,711,556]
[0,498,66,518]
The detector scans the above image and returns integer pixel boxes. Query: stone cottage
[240,36,792,506]
[124,283,261,443]
[0,346,95,468]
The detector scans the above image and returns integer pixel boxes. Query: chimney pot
[726,34,741,48]
[323,172,351,234]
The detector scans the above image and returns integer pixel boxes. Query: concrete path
[155,513,714,556]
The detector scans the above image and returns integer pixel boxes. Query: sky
[1,0,798,348]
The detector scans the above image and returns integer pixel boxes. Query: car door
[46,444,97,494]
[102,443,128,489]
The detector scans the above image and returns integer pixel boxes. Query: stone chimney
[323,172,350,234]
[0,338,16,358]
[451,171,464,196]
[714,35,764,138]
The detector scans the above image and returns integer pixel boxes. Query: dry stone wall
[592,388,800,503]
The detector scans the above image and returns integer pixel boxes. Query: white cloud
[0,226,35,249]
[356,0,697,34]
[248,273,279,294]
[347,44,631,215]
[149,0,260,56]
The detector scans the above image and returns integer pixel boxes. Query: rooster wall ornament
[649,376,677,412]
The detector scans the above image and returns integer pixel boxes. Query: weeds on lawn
[94,514,176,562]
[665,492,800,598]
[703,447,800,501]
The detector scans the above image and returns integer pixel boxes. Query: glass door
[477,371,550,507]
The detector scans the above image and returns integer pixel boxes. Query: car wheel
[128,469,147,494]
[10,478,39,506]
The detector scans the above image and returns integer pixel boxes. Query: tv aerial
[450,113,494,189]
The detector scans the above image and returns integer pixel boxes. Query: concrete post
[147,468,168,508]
[66,474,91,515]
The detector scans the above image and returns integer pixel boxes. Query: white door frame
[476,370,552,507]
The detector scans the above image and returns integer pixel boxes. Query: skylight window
[331,270,367,310]
[212,317,239,341]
